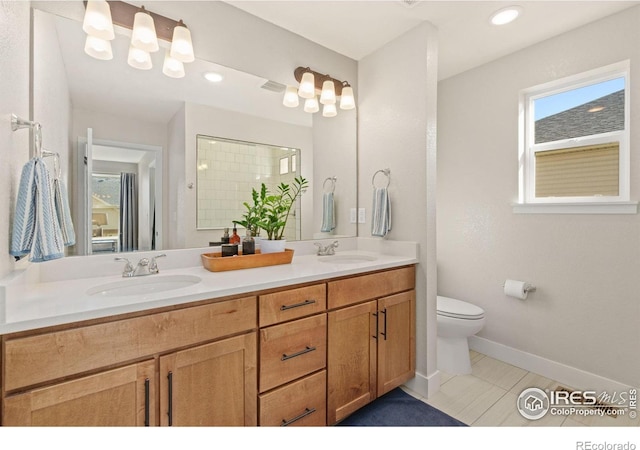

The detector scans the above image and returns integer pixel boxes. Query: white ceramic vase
[260,239,286,254]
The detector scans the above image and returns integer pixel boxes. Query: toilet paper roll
[504,279,529,300]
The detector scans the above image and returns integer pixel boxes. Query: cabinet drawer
[4,296,257,392]
[259,370,326,426]
[259,314,326,393]
[327,266,415,309]
[259,284,326,327]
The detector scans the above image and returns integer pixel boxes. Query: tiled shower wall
[196,136,301,240]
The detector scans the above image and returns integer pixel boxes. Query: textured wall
[438,6,640,387]
[0,1,31,278]
[358,22,439,395]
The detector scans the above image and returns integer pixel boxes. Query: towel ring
[323,176,337,194]
[372,169,390,189]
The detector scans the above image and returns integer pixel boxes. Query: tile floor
[403,350,639,427]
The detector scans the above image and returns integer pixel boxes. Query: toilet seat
[437,296,484,320]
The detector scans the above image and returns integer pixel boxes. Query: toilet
[437,295,486,375]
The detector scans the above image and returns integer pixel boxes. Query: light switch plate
[358,208,366,223]
[350,208,357,224]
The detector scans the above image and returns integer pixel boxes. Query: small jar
[221,244,238,257]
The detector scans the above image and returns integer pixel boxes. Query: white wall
[438,6,640,388]
[358,22,439,397]
[0,1,31,279]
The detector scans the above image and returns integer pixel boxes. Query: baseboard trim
[404,370,441,399]
[469,336,637,393]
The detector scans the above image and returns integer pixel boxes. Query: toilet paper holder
[502,282,536,293]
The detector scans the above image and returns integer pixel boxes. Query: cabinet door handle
[372,312,379,339]
[282,346,316,361]
[281,407,317,426]
[280,299,316,311]
[167,371,173,426]
[144,378,150,427]
[381,308,387,341]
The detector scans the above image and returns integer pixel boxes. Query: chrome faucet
[315,240,339,256]
[115,254,167,277]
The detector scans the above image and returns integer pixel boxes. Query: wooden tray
[201,249,294,272]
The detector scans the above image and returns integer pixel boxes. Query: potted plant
[256,176,308,253]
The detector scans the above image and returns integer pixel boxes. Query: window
[517,61,635,213]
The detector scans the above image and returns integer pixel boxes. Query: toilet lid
[437,296,485,320]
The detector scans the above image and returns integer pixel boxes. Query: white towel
[371,187,391,237]
[54,178,76,246]
[10,158,64,262]
[320,192,336,232]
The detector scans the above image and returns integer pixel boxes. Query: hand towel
[54,178,76,246]
[320,192,336,232]
[10,158,64,262]
[371,187,391,237]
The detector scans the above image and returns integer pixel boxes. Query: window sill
[512,202,638,214]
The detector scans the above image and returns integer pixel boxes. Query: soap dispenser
[221,228,230,244]
[242,229,255,255]
[230,225,241,244]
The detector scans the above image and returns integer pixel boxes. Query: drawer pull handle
[282,346,316,361]
[167,371,173,426]
[144,378,150,427]
[372,312,379,339]
[280,299,316,311]
[381,308,388,341]
[281,407,317,426]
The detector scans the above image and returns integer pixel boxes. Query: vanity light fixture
[130,6,159,53]
[83,0,115,40]
[82,1,195,79]
[489,6,523,26]
[284,66,356,117]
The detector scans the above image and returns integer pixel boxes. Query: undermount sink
[318,254,378,264]
[86,274,202,297]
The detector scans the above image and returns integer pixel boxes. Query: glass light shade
[84,35,113,60]
[82,0,114,40]
[282,86,300,108]
[320,79,336,105]
[322,103,337,117]
[170,24,195,63]
[163,51,185,78]
[127,46,152,70]
[297,71,315,99]
[304,96,319,113]
[131,11,159,53]
[339,85,356,110]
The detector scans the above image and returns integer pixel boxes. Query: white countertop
[0,238,418,334]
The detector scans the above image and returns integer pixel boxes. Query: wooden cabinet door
[377,290,415,397]
[3,360,156,426]
[327,300,377,425]
[159,332,257,426]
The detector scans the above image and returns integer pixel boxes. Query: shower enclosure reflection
[196,135,301,240]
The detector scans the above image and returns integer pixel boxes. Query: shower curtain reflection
[119,173,138,252]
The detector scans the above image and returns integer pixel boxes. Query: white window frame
[515,60,636,214]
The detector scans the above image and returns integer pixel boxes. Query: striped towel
[320,192,336,232]
[371,187,391,237]
[10,158,64,262]
[54,178,76,246]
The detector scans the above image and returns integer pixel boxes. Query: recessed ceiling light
[490,6,523,26]
[203,72,223,83]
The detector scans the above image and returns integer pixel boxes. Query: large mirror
[30,1,358,256]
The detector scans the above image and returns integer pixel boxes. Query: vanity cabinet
[326,266,415,425]
[1,296,258,426]
[3,360,156,426]
[159,332,257,426]
[258,283,327,426]
[0,264,416,427]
